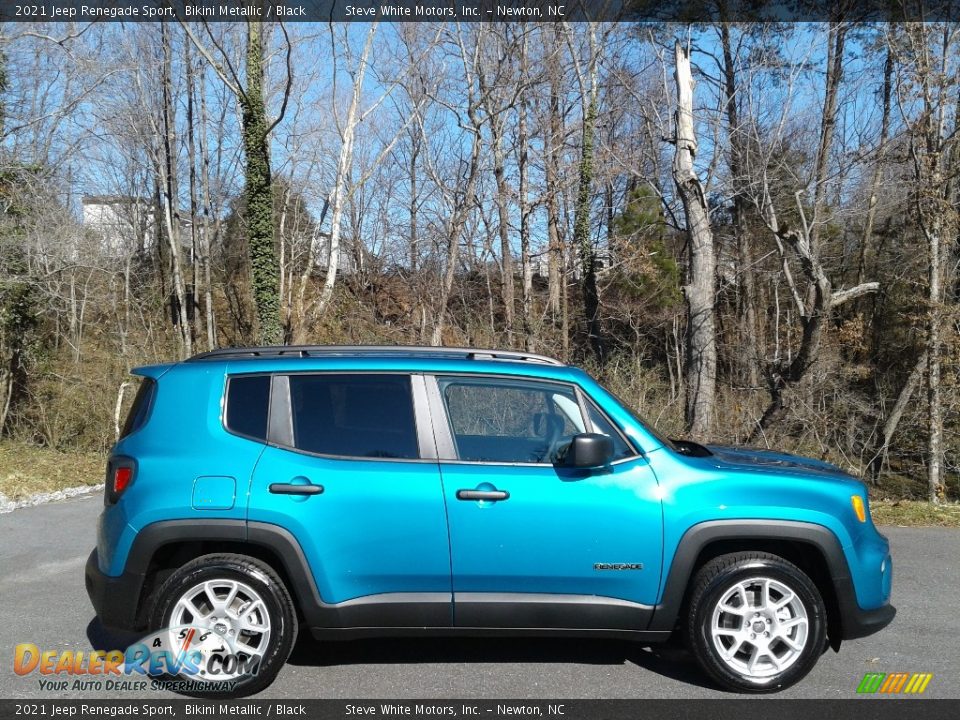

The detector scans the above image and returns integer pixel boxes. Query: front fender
[646,519,894,641]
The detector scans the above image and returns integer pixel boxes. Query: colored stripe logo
[857,672,933,694]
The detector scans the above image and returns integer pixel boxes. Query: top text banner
[2,0,960,22]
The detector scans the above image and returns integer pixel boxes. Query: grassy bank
[869,499,960,527]
[0,441,104,502]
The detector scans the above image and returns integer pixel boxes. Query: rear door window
[225,375,271,441]
[288,374,419,459]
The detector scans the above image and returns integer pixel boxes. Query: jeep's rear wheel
[686,552,827,693]
[149,553,297,698]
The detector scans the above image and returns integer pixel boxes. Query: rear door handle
[456,489,509,501]
[269,483,324,496]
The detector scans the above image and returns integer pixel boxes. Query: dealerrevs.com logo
[856,672,934,695]
[13,625,258,693]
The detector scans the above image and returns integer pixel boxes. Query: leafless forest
[0,20,957,502]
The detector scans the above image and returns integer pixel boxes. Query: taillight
[114,467,133,495]
[105,457,136,504]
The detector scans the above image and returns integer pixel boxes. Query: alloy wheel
[709,576,809,681]
[169,579,272,680]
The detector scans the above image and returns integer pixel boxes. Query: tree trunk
[719,23,759,387]
[809,21,847,259]
[518,34,533,352]
[409,128,424,342]
[185,36,200,348]
[868,353,925,482]
[160,23,192,357]
[926,213,944,503]
[751,182,879,440]
[409,130,420,274]
[198,68,217,351]
[905,23,953,503]
[492,126,515,342]
[241,16,282,345]
[432,121,483,346]
[672,42,716,438]
[857,45,893,286]
[573,28,605,365]
[544,24,563,319]
[561,246,570,360]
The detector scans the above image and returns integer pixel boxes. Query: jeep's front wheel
[686,552,827,693]
[149,553,298,698]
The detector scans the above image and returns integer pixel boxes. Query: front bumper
[840,599,896,640]
[836,528,894,639]
[84,549,146,631]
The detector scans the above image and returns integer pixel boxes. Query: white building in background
[81,195,158,257]
[532,246,612,280]
[81,194,353,274]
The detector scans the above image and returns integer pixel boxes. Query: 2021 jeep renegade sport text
[85,345,895,697]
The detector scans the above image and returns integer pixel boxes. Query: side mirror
[565,433,614,468]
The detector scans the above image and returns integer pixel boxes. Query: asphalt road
[1,493,957,700]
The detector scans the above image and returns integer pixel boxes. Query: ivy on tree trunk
[575,86,604,365]
[242,19,282,346]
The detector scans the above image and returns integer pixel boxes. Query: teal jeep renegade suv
[86,345,894,696]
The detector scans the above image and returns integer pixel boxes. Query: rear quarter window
[225,375,271,441]
[119,378,156,439]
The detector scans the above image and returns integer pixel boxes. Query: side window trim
[411,374,439,460]
[424,374,457,459]
[574,386,593,431]
[268,374,294,447]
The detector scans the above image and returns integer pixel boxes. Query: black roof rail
[185,345,565,367]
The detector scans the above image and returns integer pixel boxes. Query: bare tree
[543,24,566,321]
[158,24,192,357]
[718,23,760,387]
[672,41,717,438]
[290,23,435,343]
[517,28,534,351]
[430,26,486,346]
[292,24,379,343]
[900,23,959,502]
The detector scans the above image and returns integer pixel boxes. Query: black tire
[685,552,827,693]
[148,553,298,698]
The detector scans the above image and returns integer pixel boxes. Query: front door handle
[269,483,324,496]
[456,489,509,501]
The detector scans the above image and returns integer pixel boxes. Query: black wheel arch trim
[647,519,895,640]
